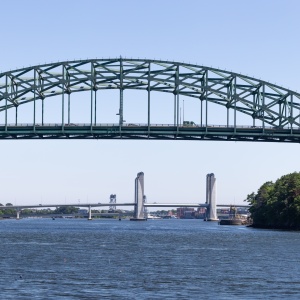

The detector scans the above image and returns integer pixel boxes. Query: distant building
[196,207,206,219]
[177,207,195,219]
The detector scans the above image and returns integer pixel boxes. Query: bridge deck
[1,202,249,210]
[0,124,299,142]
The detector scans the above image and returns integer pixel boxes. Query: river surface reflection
[0,218,300,299]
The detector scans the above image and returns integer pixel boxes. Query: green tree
[54,206,79,214]
[247,172,300,229]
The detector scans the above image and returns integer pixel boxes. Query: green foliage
[247,172,300,229]
[21,208,53,215]
[0,208,16,215]
[54,206,79,214]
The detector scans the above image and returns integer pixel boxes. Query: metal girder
[0,58,300,142]
[0,124,299,143]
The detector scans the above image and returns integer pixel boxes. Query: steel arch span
[0,58,300,142]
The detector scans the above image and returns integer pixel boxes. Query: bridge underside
[1,124,300,143]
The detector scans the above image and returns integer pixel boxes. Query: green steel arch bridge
[1,58,300,142]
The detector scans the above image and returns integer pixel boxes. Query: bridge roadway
[1,123,299,142]
[0,202,209,211]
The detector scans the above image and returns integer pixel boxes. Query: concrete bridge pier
[16,209,21,220]
[88,205,92,220]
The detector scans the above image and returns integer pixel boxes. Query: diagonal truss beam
[0,58,300,129]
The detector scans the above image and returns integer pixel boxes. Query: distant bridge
[1,58,300,142]
[0,202,249,220]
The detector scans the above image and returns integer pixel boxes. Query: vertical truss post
[284,98,287,124]
[119,57,124,128]
[176,65,179,128]
[227,108,229,127]
[5,98,7,131]
[42,98,44,126]
[177,93,180,127]
[252,93,256,127]
[290,94,293,134]
[33,69,36,130]
[94,90,97,126]
[233,76,237,133]
[262,84,265,133]
[279,97,282,127]
[68,93,70,125]
[15,106,18,126]
[227,77,233,127]
[205,70,208,130]
[90,63,94,129]
[37,70,43,126]
[147,62,151,135]
[174,65,179,127]
[200,73,205,127]
[93,65,97,126]
[65,64,70,125]
[61,65,65,129]
[200,100,203,126]
[174,94,176,126]
[5,75,8,131]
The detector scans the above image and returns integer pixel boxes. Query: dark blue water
[1,218,300,299]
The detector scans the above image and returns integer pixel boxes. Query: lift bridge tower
[130,172,147,221]
[206,173,218,221]
[109,194,117,212]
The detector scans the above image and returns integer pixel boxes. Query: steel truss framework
[0,58,300,142]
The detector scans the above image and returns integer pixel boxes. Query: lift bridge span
[1,58,300,142]
[0,202,249,220]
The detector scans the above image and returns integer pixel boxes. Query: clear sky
[0,0,299,207]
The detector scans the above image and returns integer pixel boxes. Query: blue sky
[0,0,300,207]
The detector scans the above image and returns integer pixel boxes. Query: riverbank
[249,224,300,231]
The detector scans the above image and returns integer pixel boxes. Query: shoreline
[248,224,300,231]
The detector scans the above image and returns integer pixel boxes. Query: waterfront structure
[109,194,116,212]
[177,207,195,219]
[131,172,147,221]
[206,173,218,221]
[0,58,300,143]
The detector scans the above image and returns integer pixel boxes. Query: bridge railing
[0,123,297,130]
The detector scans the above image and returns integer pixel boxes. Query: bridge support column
[206,173,218,221]
[88,205,92,220]
[130,172,147,221]
[16,209,21,220]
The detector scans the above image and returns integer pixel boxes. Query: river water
[0,218,300,299]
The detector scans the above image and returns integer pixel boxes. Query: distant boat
[219,205,248,225]
[147,214,161,220]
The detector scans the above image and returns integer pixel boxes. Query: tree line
[0,205,79,216]
[247,172,300,229]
